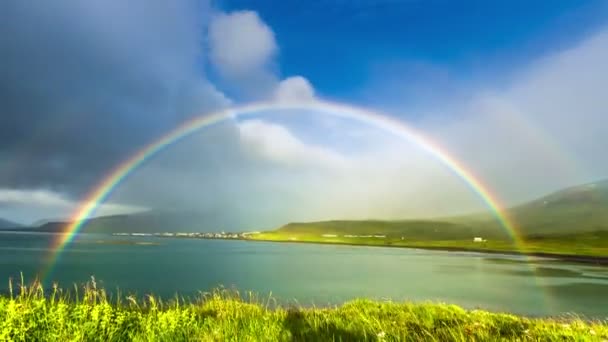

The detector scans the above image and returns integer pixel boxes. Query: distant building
[322,234,337,238]
[473,237,484,242]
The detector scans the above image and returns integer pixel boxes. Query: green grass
[250,231,608,258]
[1,277,606,341]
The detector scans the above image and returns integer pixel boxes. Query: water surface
[0,232,606,318]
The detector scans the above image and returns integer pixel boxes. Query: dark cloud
[0,0,229,196]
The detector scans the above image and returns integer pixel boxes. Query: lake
[1,231,607,318]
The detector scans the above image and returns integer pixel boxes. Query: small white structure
[473,237,484,242]
[322,234,337,238]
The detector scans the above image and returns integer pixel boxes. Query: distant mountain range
[2,179,608,238]
[0,218,21,229]
[1,209,245,234]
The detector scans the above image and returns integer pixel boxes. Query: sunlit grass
[250,231,608,258]
[0,276,606,341]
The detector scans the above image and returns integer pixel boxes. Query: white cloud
[0,189,146,224]
[237,119,348,169]
[0,189,73,208]
[208,10,277,77]
[274,76,316,103]
[207,10,318,102]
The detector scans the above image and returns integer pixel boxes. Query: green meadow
[1,278,606,341]
[250,229,608,259]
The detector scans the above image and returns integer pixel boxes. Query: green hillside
[508,179,608,236]
[252,180,608,258]
[275,179,608,240]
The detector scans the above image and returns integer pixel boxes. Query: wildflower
[377,331,386,338]
[589,329,596,336]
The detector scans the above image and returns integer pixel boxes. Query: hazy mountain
[0,218,21,229]
[456,179,608,237]
[28,209,246,234]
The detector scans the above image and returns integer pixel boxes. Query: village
[112,231,261,240]
[113,231,487,243]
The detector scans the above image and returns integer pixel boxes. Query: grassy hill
[253,180,608,258]
[507,179,608,236]
[274,179,608,240]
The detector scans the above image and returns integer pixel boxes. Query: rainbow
[43,99,525,281]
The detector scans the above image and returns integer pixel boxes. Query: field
[1,278,606,341]
[250,230,608,260]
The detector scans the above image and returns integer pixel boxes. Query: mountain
[27,209,245,234]
[21,179,608,238]
[507,179,608,236]
[0,218,21,229]
[276,179,608,240]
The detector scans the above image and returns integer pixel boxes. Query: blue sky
[217,0,608,103]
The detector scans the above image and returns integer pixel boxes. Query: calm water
[1,231,607,318]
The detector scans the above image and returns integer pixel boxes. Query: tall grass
[0,276,606,341]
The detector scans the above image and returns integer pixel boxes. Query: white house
[473,237,484,242]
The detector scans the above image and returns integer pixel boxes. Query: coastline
[2,228,606,265]
[244,237,608,266]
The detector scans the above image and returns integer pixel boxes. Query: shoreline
[2,229,606,265]
[244,237,608,266]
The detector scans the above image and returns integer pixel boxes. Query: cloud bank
[417,28,608,204]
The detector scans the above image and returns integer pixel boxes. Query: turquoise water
[0,231,607,318]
